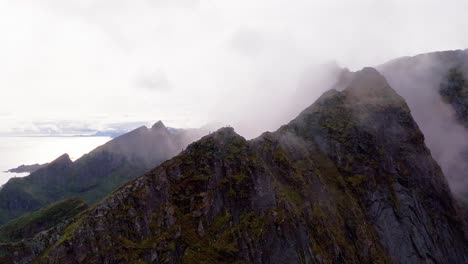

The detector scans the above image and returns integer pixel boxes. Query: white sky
[1,0,467,138]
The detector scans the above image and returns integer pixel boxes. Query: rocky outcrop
[0,122,206,226]
[10,68,465,263]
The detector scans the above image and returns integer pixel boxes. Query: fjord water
[0,136,111,186]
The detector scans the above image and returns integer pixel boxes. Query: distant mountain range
[0,121,151,138]
[0,121,207,225]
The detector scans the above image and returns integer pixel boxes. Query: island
[7,163,48,173]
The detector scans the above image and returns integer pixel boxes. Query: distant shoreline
[0,136,112,186]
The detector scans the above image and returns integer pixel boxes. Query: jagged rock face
[36,128,385,264]
[0,123,205,226]
[17,68,466,264]
[280,68,467,263]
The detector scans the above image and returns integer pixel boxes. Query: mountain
[3,68,466,263]
[378,49,468,201]
[0,122,206,226]
[7,163,48,174]
[0,197,87,243]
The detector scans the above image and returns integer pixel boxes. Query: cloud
[9,121,96,136]
[230,28,266,57]
[0,0,467,138]
[378,51,468,196]
[135,70,172,91]
[1,120,155,137]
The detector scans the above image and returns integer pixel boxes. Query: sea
[0,136,111,186]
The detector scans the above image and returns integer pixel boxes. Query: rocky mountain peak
[49,153,72,166]
[298,67,409,118]
[207,127,238,142]
[151,120,167,131]
[345,67,407,108]
[183,126,247,159]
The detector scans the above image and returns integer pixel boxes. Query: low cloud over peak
[1,1,468,138]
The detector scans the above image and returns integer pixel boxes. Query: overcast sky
[1,0,467,138]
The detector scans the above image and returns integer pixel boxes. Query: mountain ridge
[4,67,465,263]
[0,122,206,226]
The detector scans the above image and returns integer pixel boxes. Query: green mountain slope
[0,122,205,225]
[0,197,87,243]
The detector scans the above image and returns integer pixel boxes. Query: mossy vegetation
[346,174,367,191]
[0,197,88,243]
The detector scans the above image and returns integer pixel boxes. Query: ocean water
[0,136,111,186]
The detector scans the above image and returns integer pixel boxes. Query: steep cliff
[5,68,465,263]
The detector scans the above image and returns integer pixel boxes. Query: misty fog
[2,0,468,136]
[379,51,468,197]
[0,1,467,196]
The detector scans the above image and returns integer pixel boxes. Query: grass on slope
[0,197,88,243]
